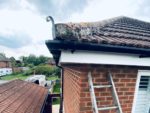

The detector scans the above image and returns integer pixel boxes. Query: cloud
[0,9,51,47]
[0,1,52,58]
[0,0,35,11]
[1,0,150,59]
[132,0,150,17]
[17,43,52,57]
[0,0,13,8]
[0,43,51,59]
[0,0,89,21]
[0,33,31,48]
[25,0,89,20]
[69,0,136,22]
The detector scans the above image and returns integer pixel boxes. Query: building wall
[0,68,12,76]
[63,67,81,113]
[63,64,149,113]
[0,61,12,76]
[12,67,30,73]
[0,61,11,68]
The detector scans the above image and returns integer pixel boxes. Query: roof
[0,54,10,62]
[46,58,56,65]
[46,16,150,64]
[0,79,48,113]
[55,16,150,48]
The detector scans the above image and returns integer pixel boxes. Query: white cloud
[0,9,51,41]
[0,42,52,59]
[15,44,52,58]
[69,0,136,22]
[1,0,150,59]
[0,8,52,58]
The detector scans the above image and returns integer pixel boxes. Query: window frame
[132,70,150,113]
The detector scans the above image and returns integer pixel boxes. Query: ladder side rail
[108,72,123,113]
[88,71,99,113]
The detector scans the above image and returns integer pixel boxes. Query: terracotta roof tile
[0,79,48,113]
[55,16,150,49]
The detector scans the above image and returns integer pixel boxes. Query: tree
[38,55,49,64]
[0,53,6,57]
[10,57,16,67]
[33,65,60,77]
[19,54,50,66]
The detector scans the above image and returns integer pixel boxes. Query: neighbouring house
[15,60,22,64]
[0,54,12,76]
[46,16,150,113]
[46,58,56,66]
[13,66,30,73]
[12,60,30,73]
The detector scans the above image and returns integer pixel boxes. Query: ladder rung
[98,106,118,111]
[93,85,112,88]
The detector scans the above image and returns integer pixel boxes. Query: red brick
[63,64,139,113]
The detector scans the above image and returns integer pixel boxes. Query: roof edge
[46,40,150,64]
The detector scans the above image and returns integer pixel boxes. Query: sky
[0,0,150,59]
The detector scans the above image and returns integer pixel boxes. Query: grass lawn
[53,83,61,105]
[0,74,28,80]
[0,74,59,81]
[53,98,60,105]
[46,76,59,81]
[53,83,61,93]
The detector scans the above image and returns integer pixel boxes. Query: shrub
[33,65,60,77]
[53,67,61,78]
[22,65,61,77]
[23,69,33,76]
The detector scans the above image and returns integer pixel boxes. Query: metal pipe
[46,16,56,39]
[57,66,64,113]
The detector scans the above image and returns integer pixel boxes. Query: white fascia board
[59,50,150,67]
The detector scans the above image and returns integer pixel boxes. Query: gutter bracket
[71,49,75,53]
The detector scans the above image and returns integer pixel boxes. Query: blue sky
[0,0,150,59]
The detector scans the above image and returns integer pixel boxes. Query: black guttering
[46,40,150,64]
[40,92,49,113]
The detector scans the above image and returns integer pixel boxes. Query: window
[139,76,149,90]
[132,71,150,113]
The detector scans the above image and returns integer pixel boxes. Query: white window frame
[132,70,150,113]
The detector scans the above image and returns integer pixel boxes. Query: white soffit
[59,50,150,67]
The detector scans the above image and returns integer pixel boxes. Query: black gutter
[46,40,150,55]
[57,66,64,113]
[40,92,49,113]
[46,40,150,64]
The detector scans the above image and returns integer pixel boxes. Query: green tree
[9,57,16,67]
[20,54,50,66]
[38,55,49,65]
[0,53,6,57]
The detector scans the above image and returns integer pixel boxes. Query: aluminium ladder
[88,71,123,113]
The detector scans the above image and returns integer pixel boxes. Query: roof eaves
[46,40,150,64]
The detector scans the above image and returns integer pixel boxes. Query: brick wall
[63,64,150,113]
[63,67,81,113]
[0,61,11,68]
